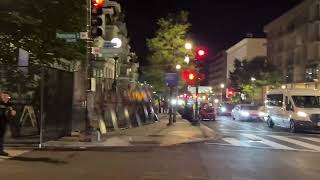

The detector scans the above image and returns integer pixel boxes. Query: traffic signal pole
[85,0,92,131]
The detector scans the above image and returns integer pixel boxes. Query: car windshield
[292,96,320,108]
[241,105,258,110]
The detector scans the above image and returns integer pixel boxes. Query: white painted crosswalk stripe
[269,135,320,151]
[222,137,247,146]
[242,134,295,150]
[300,137,320,143]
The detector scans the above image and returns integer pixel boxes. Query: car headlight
[221,107,227,112]
[297,111,308,118]
[240,111,250,117]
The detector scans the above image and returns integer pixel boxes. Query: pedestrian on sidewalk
[0,92,16,156]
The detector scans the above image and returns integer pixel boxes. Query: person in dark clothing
[0,92,16,156]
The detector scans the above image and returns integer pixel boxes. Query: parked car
[231,104,263,121]
[217,103,235,116]
[199,104,215,121]
[265,89,320,133]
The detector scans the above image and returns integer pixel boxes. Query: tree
[143,11,192,92]
[229,57,283,102]
[0,0,87,99]
[0,0,87,66]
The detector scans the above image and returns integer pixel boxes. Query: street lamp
[185,42,192,50]
[176,64,181,70]
[111,37,122,48]
[220,83,225,103]
[251,77,256,104]
[111,38,122,91]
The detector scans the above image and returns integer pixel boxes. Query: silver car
[231,104,264,121]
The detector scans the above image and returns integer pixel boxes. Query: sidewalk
[42,114,219,149]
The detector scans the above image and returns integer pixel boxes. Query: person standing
[0,92,16,156]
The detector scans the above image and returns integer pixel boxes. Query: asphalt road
[0,116,320,180]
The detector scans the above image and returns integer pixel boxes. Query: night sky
[121,0,303,65]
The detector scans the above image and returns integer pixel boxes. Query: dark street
[1,116,320,180]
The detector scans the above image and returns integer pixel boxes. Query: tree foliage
[229,57,283,101]
[143,11,192,92]
[0,0,87,66]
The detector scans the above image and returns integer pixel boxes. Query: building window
[305,64,319,82]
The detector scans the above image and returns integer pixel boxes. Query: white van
[265,89,320,132]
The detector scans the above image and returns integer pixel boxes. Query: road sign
[56,32,80,39]
[104,41,117,48]
[165,73,179,87]
[66,39,77,42]
[18,48,29,73]
[80,32,88,39]
[188,86,212,94]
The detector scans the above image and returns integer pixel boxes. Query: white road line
[269,135,320,151]
[222,137,248,146]
[205,142,319,152]
[242,134,295,150]
[300,137,320,143]
[226,119,268,132]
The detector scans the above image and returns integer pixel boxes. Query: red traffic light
[92,0,104,7]
[195,48,207,60]
[182,70,198,86]
[226,88,236,98]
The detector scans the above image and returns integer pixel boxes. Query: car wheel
[290,120,298,133]
[267,117,274,128]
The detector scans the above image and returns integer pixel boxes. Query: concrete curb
[199,122,221,139]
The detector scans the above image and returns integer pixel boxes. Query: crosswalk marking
[242,134,295,150]
[269,135,320,151]
[300,137,320,143]
[207,134,320,152]
[222,137,246,146]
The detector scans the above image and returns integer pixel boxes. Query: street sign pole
[173,85,179,123]
[165,73,178,126]
[168,86,173,126]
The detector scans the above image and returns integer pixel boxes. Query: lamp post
[185,42,192,50]
[251,77,256,104]
[111,38,122,91]
[220,83,225,103]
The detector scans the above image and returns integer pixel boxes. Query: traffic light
[226,88,235,98]
[182,69,198,86]
[195,47,207,60]
[92,0,104,7]
[91,0,105,38]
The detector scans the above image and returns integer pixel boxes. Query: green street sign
[66,39,77,42]
[56,32,80,40]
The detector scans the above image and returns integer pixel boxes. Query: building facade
[206,51,227,92]
[264,0,320,84]
[226,38,267,80]
[206,38,266,98]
